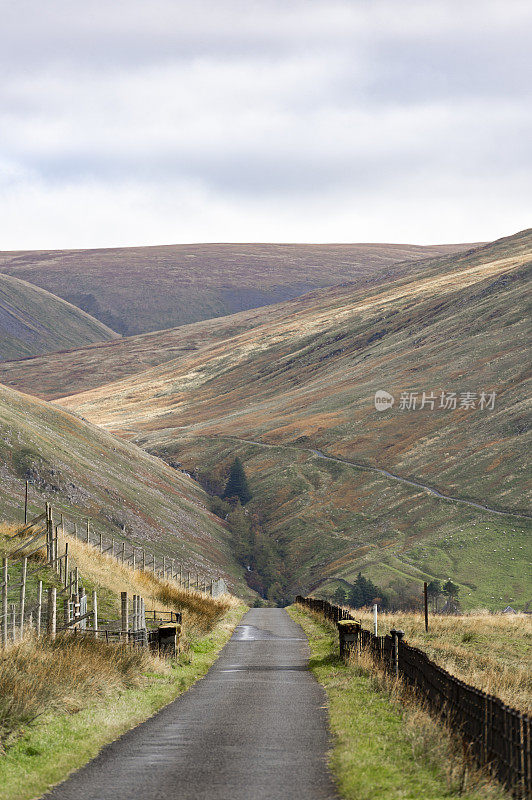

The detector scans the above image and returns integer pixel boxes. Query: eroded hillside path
[43,608,337,800]
[222,436,531,520]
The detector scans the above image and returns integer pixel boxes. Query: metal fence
[296,595,531,799]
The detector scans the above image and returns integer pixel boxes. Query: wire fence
[296,595,531,799]
[1,499,205,650]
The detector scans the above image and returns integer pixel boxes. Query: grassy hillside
[0,300,315,400]
[0,384,248,595]
[0,241,475,336]
[55,230,532,609]
[0,273,118,362]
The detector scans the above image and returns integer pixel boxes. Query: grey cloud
[0,0,531,248]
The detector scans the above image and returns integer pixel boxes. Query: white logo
[374,390,395,412]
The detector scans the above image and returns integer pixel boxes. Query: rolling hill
[0,273,118,362]
[0,383,247,595]
[0,241,476,336]
[53,229,532,609]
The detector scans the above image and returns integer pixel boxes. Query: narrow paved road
[43,609,337,800]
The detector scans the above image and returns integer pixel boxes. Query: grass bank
[288,604,508,800]
[0,603,246,800]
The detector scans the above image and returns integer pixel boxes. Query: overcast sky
[1,0,531,249]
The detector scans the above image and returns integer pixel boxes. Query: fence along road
[297,596,531,800]
[42,608,337,800]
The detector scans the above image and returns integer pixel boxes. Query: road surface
[43,608,338,800]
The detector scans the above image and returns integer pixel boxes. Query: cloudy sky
[1,0,531,249]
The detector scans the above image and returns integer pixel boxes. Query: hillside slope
[0,384,246,594]
[0,273,118,361]
[56,230,532,609]
[0,241,475,336]
[0,301,309,400]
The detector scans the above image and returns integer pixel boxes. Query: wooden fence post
[179,564,182,587]
[391,629,404,678]
[36,579,42,637]
[121,542,125,564]
[47,587,56,638]
[64,542,69,588]
[424,582,429,632]
[142,548,145,572]
[86,519,90,544]
[92,590,98,638]
[19,556,27,640]
[121,591,128,639]
[74,566,79,595]
[11,604,16,641]
[99,532,103,553]
[72,593,80,629]
[45,502,50,562]
[2,558,7,646]
[132,550,136,571]
[24,480,28,525]
[63,596,70,628]
[49,507,54,565]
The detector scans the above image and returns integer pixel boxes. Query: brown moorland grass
[0,272,117,362]
[0,241,473,337]
[0,524,243,756]
[0,634,167,750]
[62,535,237,634]
[354,609,532,712]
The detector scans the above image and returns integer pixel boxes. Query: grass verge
[287,604,508,800]
[0,603,246,800]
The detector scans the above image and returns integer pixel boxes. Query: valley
[1,231,529,609]
[3,229,523,610]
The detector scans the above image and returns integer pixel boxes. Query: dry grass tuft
[0,523,20,538]
[0,634,167,749]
